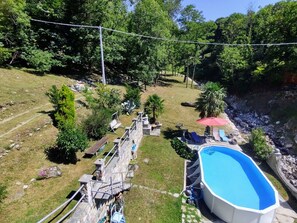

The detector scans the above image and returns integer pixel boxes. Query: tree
[0,0,30,53]
[22,48,62,73]
[83,109,112,139]
[84,83,121,113]
[127,0,172,87]
[46,85,75,129]
[195,82,226,118]
[144,94,164,123]
[217,46,249,92]
[250,128,272,160]
[56,125,88,163]
[83,84,121,139]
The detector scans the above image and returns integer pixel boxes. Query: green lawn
[124,75,201,222]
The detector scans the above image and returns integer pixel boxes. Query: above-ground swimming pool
[198,146,279,223]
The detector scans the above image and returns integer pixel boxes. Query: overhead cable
[30,18,297,47]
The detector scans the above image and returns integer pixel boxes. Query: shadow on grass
[157,80,172,87]
[21,68,46,76]
[45,146,77,164]
[47,190,83,223]
[159,77,181,84]
[76,99,88,108]
[66,190,83,201]
[163,127,182,140]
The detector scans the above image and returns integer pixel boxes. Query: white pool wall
[199,145,279,223]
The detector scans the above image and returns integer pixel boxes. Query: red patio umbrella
[196,117,228,126]
[196,117,229,138]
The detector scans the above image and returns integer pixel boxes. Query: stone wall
[68,112,144,223]
[267,151,297,200]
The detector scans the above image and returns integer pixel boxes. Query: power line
[31,18,297,47]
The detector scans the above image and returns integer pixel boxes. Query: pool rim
[198,144,279,214]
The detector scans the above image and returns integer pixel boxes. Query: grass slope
[124,75,200,222]
[0,69,295,222]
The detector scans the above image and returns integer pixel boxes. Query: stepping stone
[173,193,179,198]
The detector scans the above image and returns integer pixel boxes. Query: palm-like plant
[144,94,165,123]
[195,82,226,118]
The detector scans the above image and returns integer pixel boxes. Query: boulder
[37,166,62,180]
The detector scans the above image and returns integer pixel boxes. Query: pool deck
[183,141,297,223]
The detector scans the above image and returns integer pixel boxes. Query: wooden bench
[109,119,122,132]
[85,136,108,157]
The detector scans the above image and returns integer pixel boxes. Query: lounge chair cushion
[219,129,229,142]
[212,127,220,141]
[190,132,204,144]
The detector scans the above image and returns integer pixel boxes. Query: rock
[285,143,293,149]
[30,178,36,183]
[29,133,33,137]
[14,144,20,150]
[9,143,15,149]
[0,148,5,154]
[133,164,139,171]
[16,181,22,186]
[23,185,29,190]
[38,166,62,180]
[275,121,280,125]
[143,158,149,164]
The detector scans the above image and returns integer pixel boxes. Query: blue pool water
[200,146,276,210]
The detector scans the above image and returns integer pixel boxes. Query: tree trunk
[191,64,197,88]
[186,66,189,88]
[183,67,187,82]
[152,108,156,123]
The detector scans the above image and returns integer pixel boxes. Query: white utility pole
[99,26,106,85]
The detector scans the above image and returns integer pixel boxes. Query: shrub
[250,128,273,160]
[84,83,122,113]
[0,47,11,65]
[124,84,141,108]
[56,126,88,163]
[171,138,194,160]
[46,85,75,129]
[0,184,7,204]
[83,109,112,139]
[22,48,62,73]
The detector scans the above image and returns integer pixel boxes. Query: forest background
[1,0,297,94]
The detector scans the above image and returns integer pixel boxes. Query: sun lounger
[212,127,220,141]
[109,119,122,132]
[219,129,229,142]
[190,132,204,144]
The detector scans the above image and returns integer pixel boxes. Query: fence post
[79,174,94,206]
[113,138,121,159]
[94,159,105,182]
